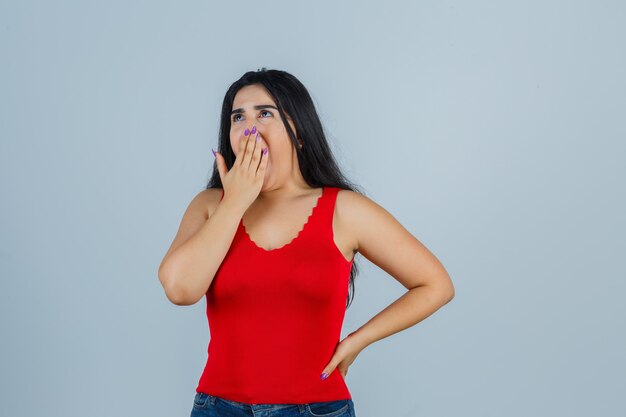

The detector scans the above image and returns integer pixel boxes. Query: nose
[244,125,258,136]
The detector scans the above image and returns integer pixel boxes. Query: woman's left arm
[321,190,455,379]
[345,190,455,351]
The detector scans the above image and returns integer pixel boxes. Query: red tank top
[195,186,354,404]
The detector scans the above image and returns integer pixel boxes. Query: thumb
[320,360,339,381]
[212,148,227,181]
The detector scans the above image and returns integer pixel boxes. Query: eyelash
[232,110,272,122]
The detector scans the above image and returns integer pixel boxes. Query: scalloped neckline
[241,187,326,252]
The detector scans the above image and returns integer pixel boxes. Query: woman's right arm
[160,125,270,305]
[158,189,246,306]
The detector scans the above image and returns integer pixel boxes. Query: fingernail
[244,128,250,136]
[251,125,257,134]
[256,133,260,142]
[320,372,328,380]
[212,148,216,157]
[262,147,268,155]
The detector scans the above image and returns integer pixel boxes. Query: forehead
[232,84,274,108]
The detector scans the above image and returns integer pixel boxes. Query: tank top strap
[306,186,339,238]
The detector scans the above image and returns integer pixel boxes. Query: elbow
[417,274,455,304]
[158,262,201,306]
[442,281,455,303]
[428,277,455,305]
[437,272,455,303]
[162,282,195,306]
[161,279,201,306]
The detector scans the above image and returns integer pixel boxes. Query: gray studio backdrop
[1,1,624,417]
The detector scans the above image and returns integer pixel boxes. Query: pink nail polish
[251,126,257,134]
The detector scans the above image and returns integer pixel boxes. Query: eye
[232,110,273,123]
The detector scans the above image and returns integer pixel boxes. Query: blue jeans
[190,391,356,417]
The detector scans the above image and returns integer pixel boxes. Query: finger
[235,127,254,167]
[250,132,263,172]
[256,142,269,177]
[213,148,226,181]
[242,127,258,170]
[244,128,261,170]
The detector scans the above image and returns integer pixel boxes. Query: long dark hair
[206,67,365,310]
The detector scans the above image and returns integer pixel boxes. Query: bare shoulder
[334,188,381,253]
[159,187,222,269]
[336,187,409,254]
[337,188,453,293]
[184,187,222,218]
[202,187,224,218]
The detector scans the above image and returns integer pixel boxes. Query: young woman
[158,68,455,417]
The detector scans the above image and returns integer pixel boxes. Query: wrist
[346,328,373,352]
[218,196,248,218]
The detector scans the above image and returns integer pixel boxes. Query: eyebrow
[230,104,278,115]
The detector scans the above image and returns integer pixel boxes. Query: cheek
[230,138,241,154]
